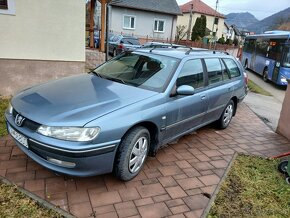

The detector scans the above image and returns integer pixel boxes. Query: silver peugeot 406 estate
[5,48,247,181]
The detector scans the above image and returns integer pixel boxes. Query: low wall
[0,59,85,96]
[0,50,106,97]
[277,81,290,140]
[85,49,106,70]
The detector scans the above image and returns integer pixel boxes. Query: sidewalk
[0,103,289,218]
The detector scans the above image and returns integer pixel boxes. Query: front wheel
[114,127,150,181]
[216,100,235,129]
[263,69,269,82]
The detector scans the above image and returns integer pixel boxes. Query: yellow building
[0,0,86,95]
[177,0,225,40]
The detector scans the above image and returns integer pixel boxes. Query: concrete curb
[201,152,238,218]
[0,176,74,218]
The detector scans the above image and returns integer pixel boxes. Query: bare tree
[175,25,187,44]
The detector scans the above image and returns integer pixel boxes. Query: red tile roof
[180,0,225,18]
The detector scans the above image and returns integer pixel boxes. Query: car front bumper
[5,113,120,177]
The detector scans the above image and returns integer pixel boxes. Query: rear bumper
[5,114,120,177]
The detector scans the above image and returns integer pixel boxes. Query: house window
[154,19,165,32]
[0,0,8,9]
[214,17,219,25]
[123,15,135,29]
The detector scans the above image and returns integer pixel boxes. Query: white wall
[177,13,225,39]
[0,0,85,62]
[110,7,177,41]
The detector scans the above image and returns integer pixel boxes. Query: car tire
[217,100,235,129]
[263,69,269,82]
[278,160,288,174]
[114,127,150,181]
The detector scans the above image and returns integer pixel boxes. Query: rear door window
[177,59,204,89]
[204,58,223,85]
[223,58,241,78]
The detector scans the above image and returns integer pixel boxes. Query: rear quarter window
[223,58,241,78]
[204,58,223,85]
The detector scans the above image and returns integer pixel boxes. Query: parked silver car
[5,48,247,181]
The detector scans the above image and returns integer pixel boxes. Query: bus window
[282,46,290,68]
[268,39,285,60]
[256,39,269,57]
[244,39,255,53]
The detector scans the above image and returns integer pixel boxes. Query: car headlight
[37,126,100,142]
[281,76,287,83]
[7,103,13,114]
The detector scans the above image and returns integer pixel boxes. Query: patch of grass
[248,80,272,96]
[208,155,290,217]
[0,98,9,137]
[0,182,63,217]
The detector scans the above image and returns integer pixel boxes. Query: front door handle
[201,96,206,100]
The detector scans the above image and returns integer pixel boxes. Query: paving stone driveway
[0,103,290,218]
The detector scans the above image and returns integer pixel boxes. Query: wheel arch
[118,121,159,157]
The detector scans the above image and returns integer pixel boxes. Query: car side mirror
[176,85,195,96]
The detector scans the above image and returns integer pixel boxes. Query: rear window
[122,38,140,45]
[204,58,223,85]
[223,59,241,78]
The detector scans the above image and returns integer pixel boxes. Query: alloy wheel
[223,104,233,126]
[129,137,148,173]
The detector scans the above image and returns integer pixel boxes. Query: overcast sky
[176,0,290,20]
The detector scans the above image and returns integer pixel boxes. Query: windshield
[282,46,290,68]
[92,52,179,92]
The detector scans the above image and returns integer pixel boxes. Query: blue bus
[242,31,290,86]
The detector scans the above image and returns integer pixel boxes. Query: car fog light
[47,157,76,168]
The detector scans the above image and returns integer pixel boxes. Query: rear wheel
[263,69,269,82]
[217,100,235,129]
[278,160,288,174]
[114,127,150,181]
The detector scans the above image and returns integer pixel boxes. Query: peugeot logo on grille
[15,114,25,127]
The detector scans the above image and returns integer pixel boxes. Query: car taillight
[118,44,124,50]
[243,72,248,85]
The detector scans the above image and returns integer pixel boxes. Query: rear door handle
[201,96,206,100]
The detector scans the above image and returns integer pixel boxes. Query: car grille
[12,109,41,131]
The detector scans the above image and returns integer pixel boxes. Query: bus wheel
[244,60,248,69]
[263,69,269,82]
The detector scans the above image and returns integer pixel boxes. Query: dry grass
[0,182,63,218]
[0,98,9,137]
[247,80,272,96]
[208,155,290,217]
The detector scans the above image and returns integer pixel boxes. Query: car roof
[133,47,232,59]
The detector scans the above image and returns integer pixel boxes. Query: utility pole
[210,0,219,49]
[186,3,194,42]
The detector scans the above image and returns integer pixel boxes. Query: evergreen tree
[191,17,201,41]
[200,15,207,38]
[191,16,207,41]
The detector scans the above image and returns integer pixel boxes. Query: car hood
[11,74,157,126]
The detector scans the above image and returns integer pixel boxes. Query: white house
[107,0,182,41]
[0,0,86,95]
[177,0,225,40]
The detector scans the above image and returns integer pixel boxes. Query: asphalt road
[244,70,287,131]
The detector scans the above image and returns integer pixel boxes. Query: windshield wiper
[106,76,126,84]
[90,71,103,78]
